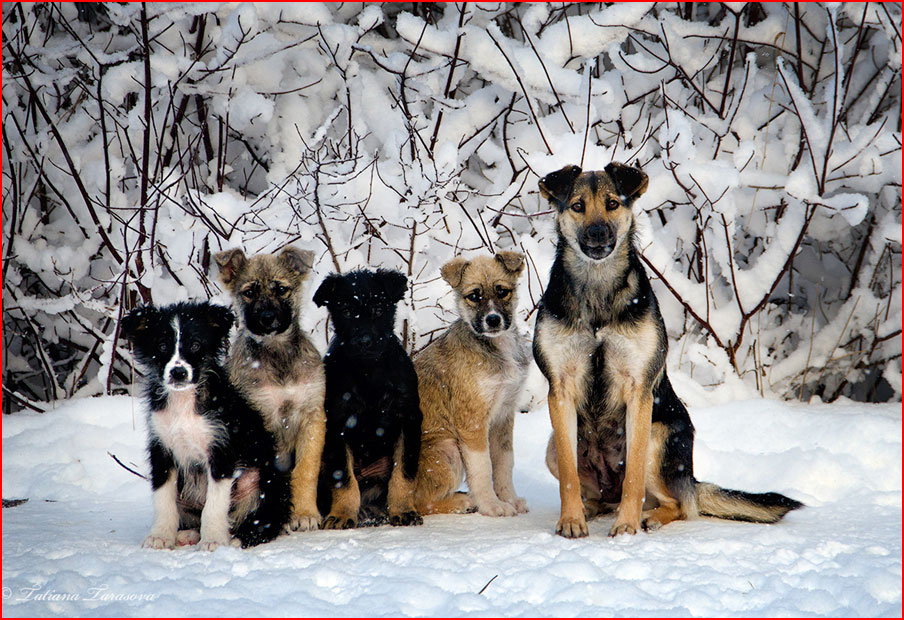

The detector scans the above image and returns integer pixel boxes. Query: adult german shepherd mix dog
[313,269,423,529]
[534,163,802,538]
[122,302,290,550]
[414,252,530,517]
[215,246,325,532]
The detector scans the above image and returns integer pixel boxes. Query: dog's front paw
[176,529,200,546]
[389,511,423,527]
[608,518,640,537]
[321,514,356,530]
[197,533,233,551]
[287,512,322,533]
[476,498,517,517]
[510,496,529,514]
[556,515,589,538]
[141,534,176,550]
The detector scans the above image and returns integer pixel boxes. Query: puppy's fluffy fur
[313,269,423,528]
[215,246,326,532]
[122,301,290,550]
[414,252,530,517]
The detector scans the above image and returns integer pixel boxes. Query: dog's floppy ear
[539,165,581,207]
[205,303,235,341]
[313,273,342,308]
[214,248,247,288]
[440,257,469,289]
[604,162,648,202]
[494,251,525,276]
[278,246,315,277]
[378,269,408,304]
[120,305,158,341]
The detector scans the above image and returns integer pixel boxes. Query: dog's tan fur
[214,246,326,532]
[413,252,530,517]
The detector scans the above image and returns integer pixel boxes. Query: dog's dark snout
[353,333,373,347]
[585,223,610,245]
[259,309,277,326]
[485,314,502,328]
[170,366,188,382]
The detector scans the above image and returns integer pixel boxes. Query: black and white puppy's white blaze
[313,269,423,529]
[122,301,290,550]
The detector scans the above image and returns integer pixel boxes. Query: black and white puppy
[312,269,423,529]
[122,301,290,550]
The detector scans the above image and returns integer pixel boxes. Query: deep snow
[2,394,900,617]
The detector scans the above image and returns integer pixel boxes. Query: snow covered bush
[2,2,900,411]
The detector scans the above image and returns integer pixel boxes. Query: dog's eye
[606,198,620,211]
[272,283,288,296]
[157,341,168,353]
[241,288,256,300]
[189,340,202,354]
[495,286,511,299]
[341,307,355,319]
[372,306,384,317]
[570,200,585,213]
[465,291,481,303]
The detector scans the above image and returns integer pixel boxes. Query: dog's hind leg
[414,436,469,514]
[288,406,326,532]
[640,422,684,531]
[490,412,528,514]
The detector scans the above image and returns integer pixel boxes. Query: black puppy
[312,269,423,528]
[122,301,290,549]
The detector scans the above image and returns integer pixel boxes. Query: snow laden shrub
[2,3,900,411]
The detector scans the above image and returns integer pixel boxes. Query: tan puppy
[413,252,530,517]
[214,246,326,532]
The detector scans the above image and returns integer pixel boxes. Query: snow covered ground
[2,394,901,617]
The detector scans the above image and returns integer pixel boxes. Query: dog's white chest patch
[151,390,219,467]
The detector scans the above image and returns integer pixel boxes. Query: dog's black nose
[354,334,373,347]
[485,314,502,328]
[259,309,277,326]
[585,223,611,245]
[170,366,188,382]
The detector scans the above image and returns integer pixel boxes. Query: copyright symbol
[2,587,11,599]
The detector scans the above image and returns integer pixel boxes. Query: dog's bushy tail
[693,481,803,524]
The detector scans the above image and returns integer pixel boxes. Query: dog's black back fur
[313,270,422,523]
[123,301,290,547]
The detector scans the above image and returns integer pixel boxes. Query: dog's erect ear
[494,251,525,276]
[120,305,158,341]
[278,246,315,277]
[205,303,235,340]
[604,162,648,202]
[378,269,408,304]
[214,248,247,288]
[440,257,469,289]
[313,273,341,308]
[539,165,582,207]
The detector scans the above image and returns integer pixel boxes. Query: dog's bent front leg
[490,412,528,513]
[609,383,653,537]
[388,429,423,526]
[198,473,235,551]
[289,406,326,532]
[548,382,586,537]
[461,422,516,517]
[143,464,179,550]
[323,446,360,529]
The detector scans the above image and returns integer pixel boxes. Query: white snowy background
[2,2,902,617]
